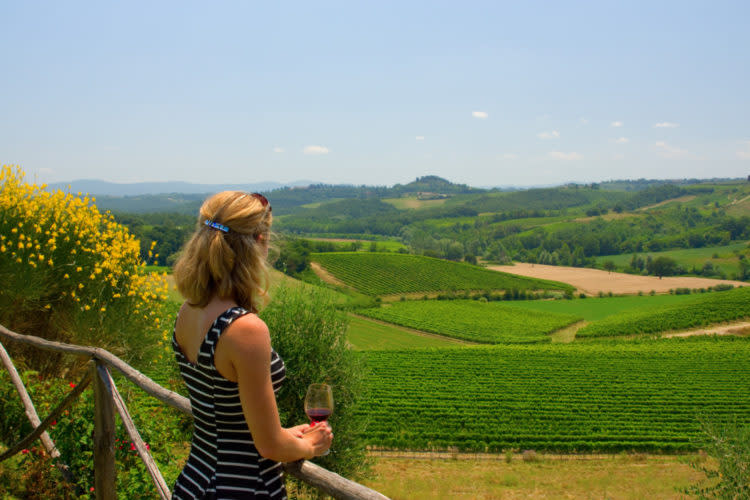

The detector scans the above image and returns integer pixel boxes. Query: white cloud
[611,121,623,127]
[39,168,54,174]
[497,153,518,160]
[654,122,679,128]
[613,153,625,161]
[654,141,689,159]
[273,147,284,153]
[537,130,560,139]
[738,140,750,159]
[472,111,488,119]
[548,151,583,160]
[579,117,589,124]
[303,145,329,155]
[415,136,424,141]
[615,137,630,144]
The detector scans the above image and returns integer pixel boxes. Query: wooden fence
[0,324,388,500]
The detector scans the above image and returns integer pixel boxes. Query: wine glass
[304,383,333,455]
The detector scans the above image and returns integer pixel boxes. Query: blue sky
[2,1,748,187]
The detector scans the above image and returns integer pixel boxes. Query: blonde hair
[173,191,272,312]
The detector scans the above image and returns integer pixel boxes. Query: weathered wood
[283,460,391,500]
[0,369,92,462]
[97,364,171,499]
[0,323,191,416]
[92,361,116,500]
[0,340,75,482]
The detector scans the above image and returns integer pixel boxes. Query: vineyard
[310,252,572,296]
[576,286,750,338]
[358,300,581,344]
[359,338,750,452]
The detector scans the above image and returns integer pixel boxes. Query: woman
[171,191,332,499]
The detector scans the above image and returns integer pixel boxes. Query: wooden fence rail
[0,324,389,500]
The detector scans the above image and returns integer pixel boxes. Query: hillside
[310,252,573,296]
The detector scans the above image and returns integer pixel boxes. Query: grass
[362,454,705,500]
[359,300,581,344]
[346,314,464,350]
[304,237,408,252]
[596,241,750,277]
[508,294,700,322]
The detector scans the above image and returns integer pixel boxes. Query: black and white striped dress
[172,307,287,499]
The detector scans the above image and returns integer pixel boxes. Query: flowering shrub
[0,165,171,372]
[0,369,189,498]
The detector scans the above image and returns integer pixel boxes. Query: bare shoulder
[222,313,271,354]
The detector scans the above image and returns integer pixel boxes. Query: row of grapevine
[311,252,573,296]
[357,338,750,452]
[358,300,581,343]
[576,286,750,338]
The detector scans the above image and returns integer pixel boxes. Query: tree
[648,256,679,278]
[603,260,616,274]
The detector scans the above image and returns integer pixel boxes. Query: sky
[2,1,749,188]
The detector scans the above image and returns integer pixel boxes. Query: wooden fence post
[92,360,116,500]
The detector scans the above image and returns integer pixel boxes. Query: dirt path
[663,321,750,338]
[309,262,351,289]
[636,195,697,211]
[489,263,746,295]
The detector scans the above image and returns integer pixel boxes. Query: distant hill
[46,179,317,196]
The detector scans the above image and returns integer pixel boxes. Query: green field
[508,294,700,322]
[311,252,573,296]
[346,314,463,350]
[359,300,581,344]
[596,241,750,277]
[382,196,449,210]
[577,286,750,338]
[305,237,408,252]
[360,338,750,452]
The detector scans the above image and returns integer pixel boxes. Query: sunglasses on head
[251,193,271,212]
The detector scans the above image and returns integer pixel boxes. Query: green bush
[684,419,750,499]
[261,284,369,482]
[0,368,189,498]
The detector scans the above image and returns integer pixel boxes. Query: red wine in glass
[304,383,333,455]
[306,408,332,423]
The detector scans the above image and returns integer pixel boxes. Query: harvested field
[488,263,746,295]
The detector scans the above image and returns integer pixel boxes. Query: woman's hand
[300,422,333,458]
[286,423,312,438]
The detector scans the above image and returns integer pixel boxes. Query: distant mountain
[46,179,317,197]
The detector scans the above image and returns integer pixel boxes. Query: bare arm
[223,315,332,462]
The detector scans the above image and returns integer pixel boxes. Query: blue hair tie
[204,219,230,233]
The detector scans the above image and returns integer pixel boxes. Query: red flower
[21,449,29,454]
[90,487,95,492]
[51,420,56,426]
[69,382,76,389]
[130,443,136,451]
